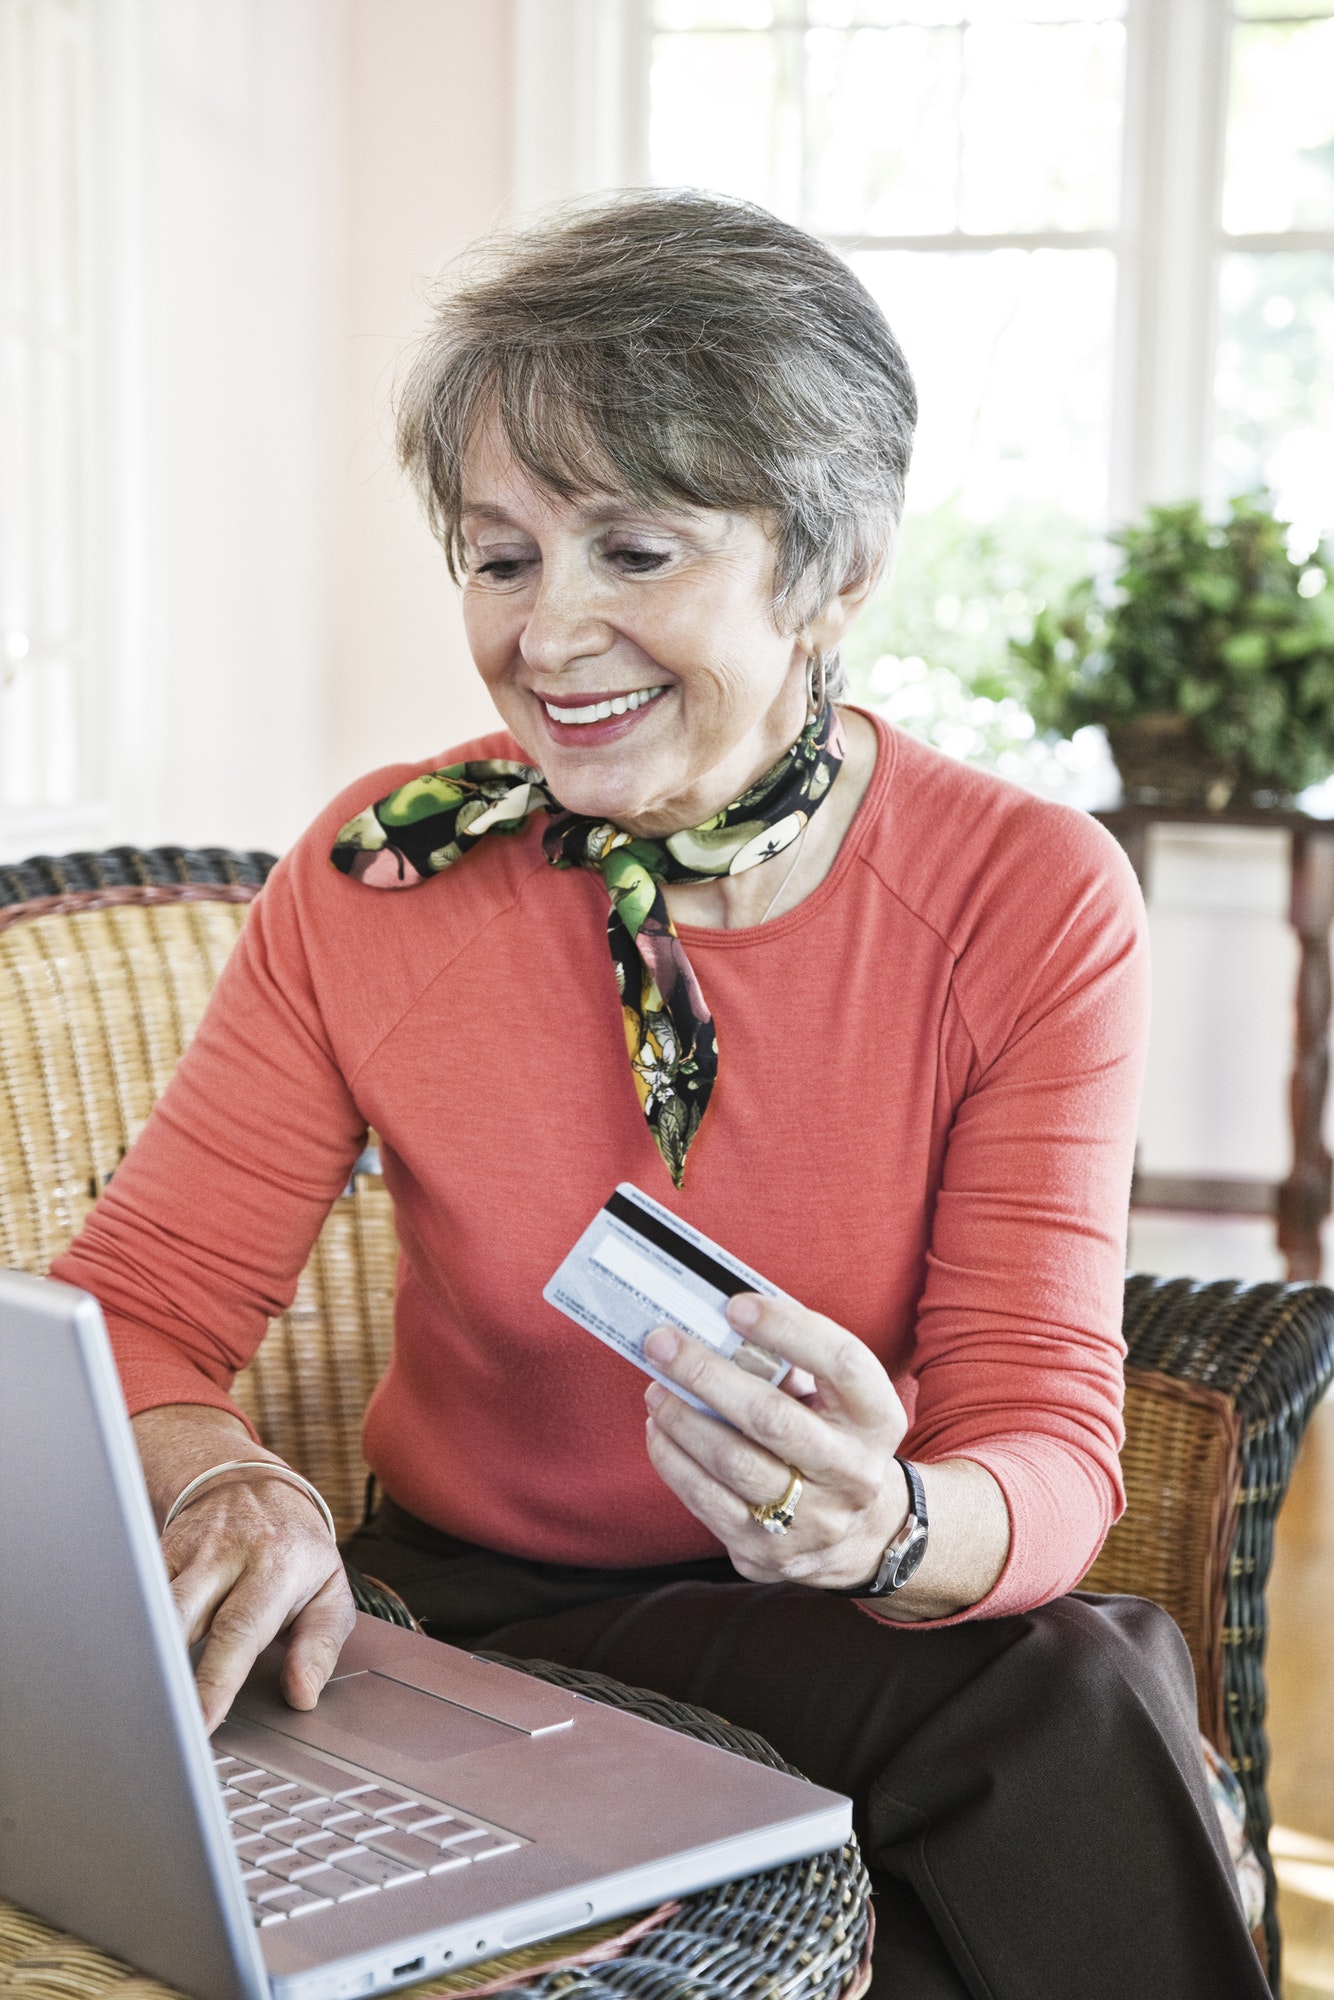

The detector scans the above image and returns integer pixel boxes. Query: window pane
[806,27,962,235]
[960,21,1124,232]
[810,1,1123,17]
[809,1,965,22]
[650,32,799,215]
[1222,19,1334,234]
[653,2,775,26]
[656,16,1124,237]
[1213,251,1334,546]
[961,0,1123,17]
[851,247,1115,517]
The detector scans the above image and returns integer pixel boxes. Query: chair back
[0,860,396,1535]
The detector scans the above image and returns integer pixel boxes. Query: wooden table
[1097,804,1334,1281]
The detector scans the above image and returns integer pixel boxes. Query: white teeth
[543,686,667,726]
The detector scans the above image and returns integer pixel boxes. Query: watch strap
[832,1458,928,1598]
[899,1457,927,1531]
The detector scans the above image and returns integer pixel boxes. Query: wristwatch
[837,1459,929,1598]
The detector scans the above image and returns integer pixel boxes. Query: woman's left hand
[642,1293,912,1592]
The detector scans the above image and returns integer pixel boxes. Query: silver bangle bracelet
[161,1459,338,1543]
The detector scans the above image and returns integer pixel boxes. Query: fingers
[643,1318,901,1477]
[644,1415,823,1583]
[726,1295,904,1430]
[643,1324,821,1464]
[190,1544,350,1733]
[644,1370,855,1511]
[169,1537,247,1648]
[644,1414,754,1542]
[163,1477,350,1733]
[641,1306,912,1592]
[280,1570,359,1711]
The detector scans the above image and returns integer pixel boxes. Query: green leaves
[1188,571,1241,616]
[1010,492,1334,798]
[1219,631,1271,672]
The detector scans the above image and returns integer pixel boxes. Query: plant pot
[1105,714,1295,812]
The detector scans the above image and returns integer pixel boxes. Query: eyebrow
[458,504,524,528]
[459,497,706,531]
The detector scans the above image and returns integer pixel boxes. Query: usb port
[392,1960,424,1979]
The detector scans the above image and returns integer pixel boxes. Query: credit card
[543,1183,791,1416]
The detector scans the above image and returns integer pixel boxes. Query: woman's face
[459,416,811,835]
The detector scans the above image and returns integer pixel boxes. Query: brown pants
[343,1497,1269,1999]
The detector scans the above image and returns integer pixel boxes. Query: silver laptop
[0,1272,850,2000]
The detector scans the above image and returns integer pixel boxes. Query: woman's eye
[472,556,531,580]
[608,547,670,574]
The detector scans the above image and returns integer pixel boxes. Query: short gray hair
[397,189,917,681]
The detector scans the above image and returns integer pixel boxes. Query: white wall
[331,0,510,795]
[99,0,510,861]
[109,0,346,857]
[1138,828,1300,1183]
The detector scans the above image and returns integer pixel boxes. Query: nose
[518,549,613,677]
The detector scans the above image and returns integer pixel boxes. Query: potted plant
[1011,494,1334,809]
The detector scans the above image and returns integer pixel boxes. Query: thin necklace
[757,821,811,925]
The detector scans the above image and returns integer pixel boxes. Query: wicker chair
[1,846,1331,1994]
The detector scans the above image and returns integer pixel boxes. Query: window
[651,2,1124,527]
[0,0,101,855]
[1214,0,1334,555]
[639,0,1334,794]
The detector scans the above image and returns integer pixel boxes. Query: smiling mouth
[541,686,669,726]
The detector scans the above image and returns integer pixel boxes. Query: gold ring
[750,1467,804,1536]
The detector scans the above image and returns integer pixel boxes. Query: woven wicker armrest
[1093,1274,1334,1984]
[1082,1368,1241,1751]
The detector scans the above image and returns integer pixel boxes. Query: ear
[799,562,881,656]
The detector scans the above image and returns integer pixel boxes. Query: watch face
[894,1531,928,1588]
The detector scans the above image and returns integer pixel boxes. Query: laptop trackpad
[245,1669,519,1771]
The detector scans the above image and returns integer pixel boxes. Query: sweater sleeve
[48,845,371,1432]
[896,805,1149,1620]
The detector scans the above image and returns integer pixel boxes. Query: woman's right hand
[132,1403,357,1734]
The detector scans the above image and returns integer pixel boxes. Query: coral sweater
[53,714,1148,1620]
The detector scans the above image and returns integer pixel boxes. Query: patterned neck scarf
[331,704,845,1186]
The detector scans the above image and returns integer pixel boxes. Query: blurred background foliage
[842,500,1116,806]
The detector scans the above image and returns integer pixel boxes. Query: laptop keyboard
[213,1749,524,1927]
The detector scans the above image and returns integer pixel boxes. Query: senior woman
[53,192,1266,1998]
